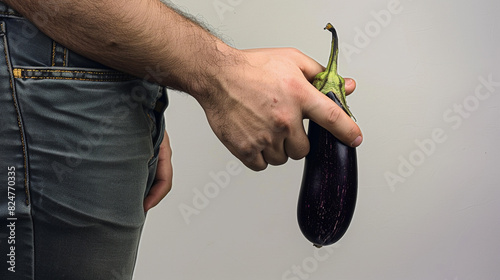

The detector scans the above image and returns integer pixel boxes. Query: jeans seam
[1,22,31,206]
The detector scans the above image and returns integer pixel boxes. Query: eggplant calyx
[312,23,355,120]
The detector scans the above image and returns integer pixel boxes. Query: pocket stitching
[13,67,134,82]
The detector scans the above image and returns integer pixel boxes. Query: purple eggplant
[297,23,358,248]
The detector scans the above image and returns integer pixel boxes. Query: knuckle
[281,47,299,54]
[286,47,305,58]
[238,141,258,161]
[284,75,306,93]
[238,138,264,161]
[271,113,292,134]
[255,132,273,147]
[325,106,343,126]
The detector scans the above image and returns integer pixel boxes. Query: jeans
[0,4,168,279]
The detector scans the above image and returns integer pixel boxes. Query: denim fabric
[0,4,168,279]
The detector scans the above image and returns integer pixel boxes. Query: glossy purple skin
[297,91,357,247]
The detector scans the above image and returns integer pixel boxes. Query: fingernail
[351,136,362,147]
[345,78,352,87]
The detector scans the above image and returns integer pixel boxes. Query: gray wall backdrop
[135,0,500,279]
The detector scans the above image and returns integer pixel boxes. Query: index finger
[302,83,363,147]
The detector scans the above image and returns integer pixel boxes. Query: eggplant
[297,23,358,248]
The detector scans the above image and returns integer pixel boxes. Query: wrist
[186,41,245,106]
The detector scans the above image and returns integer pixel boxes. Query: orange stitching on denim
[147,113,154,123]
[19,68,123,75]
[63,48,67,67]
[2,27,31,205]
[15,76,128,82]
[51,41,56,67]
[0,11,21,17]
[51,42,68,67]
[13,68,133,82]
[12,68,21,78]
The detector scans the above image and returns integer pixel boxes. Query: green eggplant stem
[313,23,355,120]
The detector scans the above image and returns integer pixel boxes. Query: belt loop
[0,21,5,36]
[51,41,68,67]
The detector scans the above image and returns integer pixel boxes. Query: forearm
[5,0,363,171]
[4,0,237,97]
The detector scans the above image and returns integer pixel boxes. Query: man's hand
[195,48,362,171]
[144,130,173,212]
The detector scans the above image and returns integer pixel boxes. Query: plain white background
[135,0,500,279]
